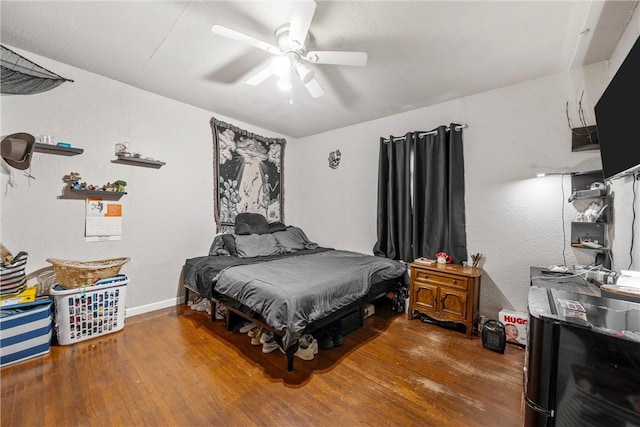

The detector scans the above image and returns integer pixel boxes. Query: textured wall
[0,48,286,315]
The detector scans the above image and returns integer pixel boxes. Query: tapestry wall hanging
[211,118,285,231]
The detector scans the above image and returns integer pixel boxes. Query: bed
[182,215,407,371]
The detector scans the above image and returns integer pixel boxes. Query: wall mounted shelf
[568,170,612,268]
[62,187,127,199]
[570,243,610,252]
[112,155,165,169]
[34,143,83,156]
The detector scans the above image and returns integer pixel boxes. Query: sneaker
[317,329,334,349]
[250,329,263,345]
[247,326,261,337]
[295,344,315,360]
[299,334,318,354]
[239,322,256,333]
[260,330,271,345]
[261,332,279,353]
[192,299,209,312]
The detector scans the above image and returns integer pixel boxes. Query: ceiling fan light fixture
[295,63,315,84]
[272,56,291,77]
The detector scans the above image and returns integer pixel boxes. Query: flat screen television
[594,35,640,180]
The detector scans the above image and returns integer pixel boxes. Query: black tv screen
[594,35,640,180]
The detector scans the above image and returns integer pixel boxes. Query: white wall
[0,48,288,316]
[287,26,639,316]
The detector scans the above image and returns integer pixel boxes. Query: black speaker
[482,320,506,353]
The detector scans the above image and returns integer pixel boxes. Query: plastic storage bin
[0,300,53,367]
[49,277,128,345]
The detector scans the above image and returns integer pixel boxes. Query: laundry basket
[46,257,129,288]
[49,277,129,345]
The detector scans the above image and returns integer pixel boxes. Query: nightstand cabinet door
[440,288,467,319]
[414,283,439,311]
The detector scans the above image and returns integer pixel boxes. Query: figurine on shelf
[114,180,127,192]
[64,172,83,190]
[115,143,130,157]
[103,182,117,192]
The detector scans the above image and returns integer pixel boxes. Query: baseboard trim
[126,295,185,318]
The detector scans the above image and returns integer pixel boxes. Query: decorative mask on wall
[328,149,341,169]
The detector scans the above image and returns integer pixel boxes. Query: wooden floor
[1,300,525,426]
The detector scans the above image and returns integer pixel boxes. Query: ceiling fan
[211,0,367,99]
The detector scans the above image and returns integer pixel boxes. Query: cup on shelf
[39,135,53,145]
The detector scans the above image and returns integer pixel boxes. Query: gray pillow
[234,234,283,258]
[268,221,287,233]
[273,226,318,252]
[208,235,230,256]
[234,213,269,235]
[221,234,238,257]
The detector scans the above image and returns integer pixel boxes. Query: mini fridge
[524,285,640,426]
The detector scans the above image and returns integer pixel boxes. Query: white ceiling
[1,1,638,138]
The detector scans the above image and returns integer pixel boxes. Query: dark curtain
[373,124,467,263]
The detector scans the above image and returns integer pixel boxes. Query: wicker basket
[46,257,130,288]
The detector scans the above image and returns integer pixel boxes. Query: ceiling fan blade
[305,51,368,66]
[288,0,317,48]
[246,65,274,86]
[303,76,324,98]
[211,25,281,55]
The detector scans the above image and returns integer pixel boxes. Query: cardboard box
[363,303,375,318]
[499,310,528,346]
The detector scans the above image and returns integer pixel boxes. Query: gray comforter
[214,249,406,349]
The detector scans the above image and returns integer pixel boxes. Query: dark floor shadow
[176,298,400,386]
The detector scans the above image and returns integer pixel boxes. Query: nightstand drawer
[413,270,468,290]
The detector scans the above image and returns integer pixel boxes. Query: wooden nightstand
[408,261,483,338]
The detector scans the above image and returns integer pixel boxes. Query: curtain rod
[383,124,468,143]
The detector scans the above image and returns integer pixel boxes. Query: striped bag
[0,252,28,296]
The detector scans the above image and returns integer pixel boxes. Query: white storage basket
[49,278,128,345]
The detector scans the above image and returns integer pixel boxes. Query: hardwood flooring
[1,300,525,426]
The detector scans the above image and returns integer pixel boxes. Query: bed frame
[184,278,402,371]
